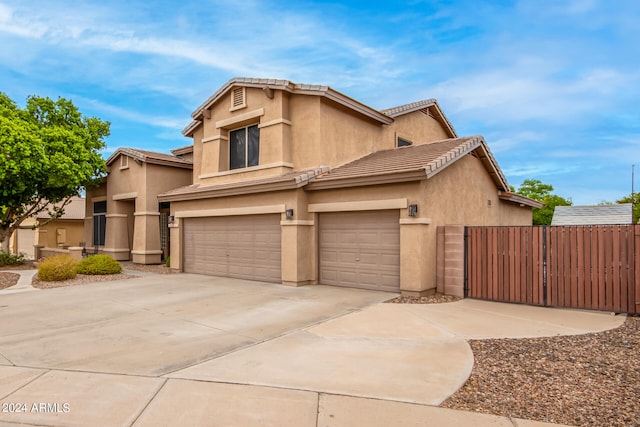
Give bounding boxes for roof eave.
[305,170,427,191]
[158,179,302,203]
[182,120,201,137]
[144,158,193,170]
[498,192,544,208]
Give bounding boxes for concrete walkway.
[0,269,38,294]
[0,272,624,426]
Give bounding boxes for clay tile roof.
[158,167,330,202]
[170,144,194,156]
[106,147,193,169]
[380,99,437,117]
[307,136,497,188]
[380,99,457,137]
[551,204,633,225]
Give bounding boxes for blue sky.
[1,0,638,205]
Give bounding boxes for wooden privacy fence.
[465,225,640,314]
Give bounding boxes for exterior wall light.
[408,204,418,217]
[286,209,294,220]
[168,215,175,224]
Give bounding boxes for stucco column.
[280,219,315,287]
[442,225,465,297]
[103,214,130,260]
[168,219,180,271]
[131,212,162,264]
[400,218,433,296]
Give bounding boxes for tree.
[615,193,640,224]
[513,179,572,225]
[0,93,109,251]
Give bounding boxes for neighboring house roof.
[106,147,193,169]
[183,77,456,138]
[551,204,633,225]
[170,144,194,156]
[158,167,330,202]
[36,196,85,220]
[380,99,457,138]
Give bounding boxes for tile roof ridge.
[380,99,437,116]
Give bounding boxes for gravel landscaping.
[31,273,138,289]
[442,315,640,427]
[386,294,461,304]
[0,272,20,290]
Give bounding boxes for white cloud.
[77,97,184,130]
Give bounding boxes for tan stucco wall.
[190,87,453,187]
[385,112,452,146]
[36,220,85,248]
[423,153,532,226]
[84,155,191,263]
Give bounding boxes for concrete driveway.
[0,273,622,426]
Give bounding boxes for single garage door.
[319,210,400,292]
[183,214,281,283]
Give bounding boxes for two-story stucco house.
[156,77,540,296]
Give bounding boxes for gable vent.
[231,87,246,110]
[420,107,435,118]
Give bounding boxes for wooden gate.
[465,225,640,314]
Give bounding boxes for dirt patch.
[442,316,640,427]
[0,272,20,290]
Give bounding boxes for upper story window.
[229,124,260,170]
[397,137,413,147]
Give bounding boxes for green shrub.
[38,254,78,281]
[0,251,25,266]
[76,254,122,275]
[165,256,170,268]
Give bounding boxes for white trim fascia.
[133,212,161,216]
[175,204,286,218]
[308,199,408,213]
[131,250,163,255]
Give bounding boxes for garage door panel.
[319,210,400,292]
[183,215,281,283]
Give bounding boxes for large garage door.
[183,214,281,283]
[319,210,400,292]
